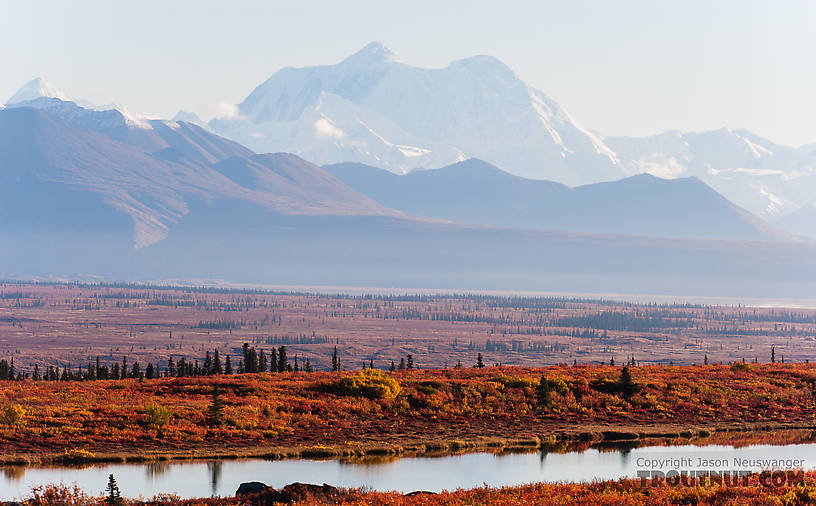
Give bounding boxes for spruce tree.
[213,350,223,374]
[258,350,267,372]
[207,386,226,426]
[105,474,124,505]
[537,374,553,410]
[619,366,638,397]
[277,346,288,373]
[203,351,212,375]
[331,347,339,372]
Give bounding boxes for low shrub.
[492,373,536,389]
[63,448,96,463]
[0,403,26,426]
[326,369,401,400]
[144,403,172,427]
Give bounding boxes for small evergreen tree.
[203,351,212,375]
[476,353,485,368]
[619,366,638,397]
[277,346,288,373]
[771,346,776,363]
[105,474,124,505]
[258,350,268,372]
[213,349,223,374]
[331,347,340,372]
[207,386,226,426]
[537,374,553,410]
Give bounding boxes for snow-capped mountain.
[7,68,815,234]
[173,110,207,127]
[5,80,816,297]
[207,43,816,223]
[6,77,70,104]
[606,130,816,221]
[209,42,621,185]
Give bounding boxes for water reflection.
[2,442,816,500]
[207,461,222,495]
[145,462,171,480]
[1,467,24,482]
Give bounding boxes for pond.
[2,442,816,499]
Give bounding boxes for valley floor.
[1,364,815,463]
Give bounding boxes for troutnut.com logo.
[636,457,807,486]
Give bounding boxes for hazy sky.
[3,0,815,145]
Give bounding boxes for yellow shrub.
[0,404,25,426]
[63,448,95,462]
[328,369,401,400]
[144,402,172,427]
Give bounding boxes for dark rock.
[236,481,268,495]
[280,482,341,502]
[405,490,437,496]
[249,482,341,504]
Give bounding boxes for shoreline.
[2,422,814,467]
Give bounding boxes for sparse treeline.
[0,343,317,381]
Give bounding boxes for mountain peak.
[343,41,397,64]
[449,54,516,78]
[7,77,70,104]
[173,110,205,126]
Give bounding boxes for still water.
[2,443,815,500]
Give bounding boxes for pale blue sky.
[3,0,815,145]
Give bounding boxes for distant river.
[2,443,816,499]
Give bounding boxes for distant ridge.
[0,106,396,248]
[325,158,794,242]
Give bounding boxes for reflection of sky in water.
[2,443,816,500]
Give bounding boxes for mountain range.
[206,42,816,232]
[325,159,793,241]
[0,102,394,249]
[3,63,816,297]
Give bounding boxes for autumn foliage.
[0,362,815,460]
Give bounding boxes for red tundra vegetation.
[1,363,816,462]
